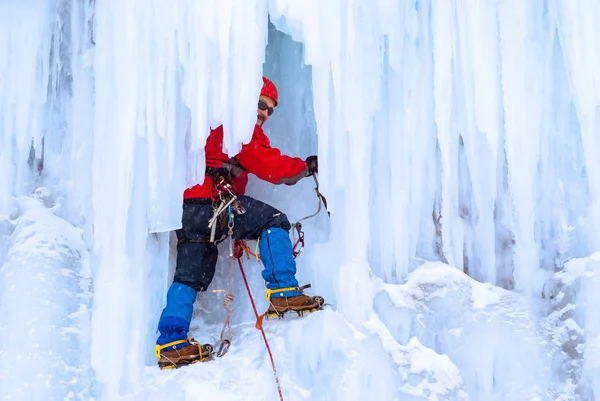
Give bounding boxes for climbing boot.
[267,293,325,317]
[155,339,213,369]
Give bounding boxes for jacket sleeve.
[235,127,308,185]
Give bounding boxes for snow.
[0,195,92,401]
[376,262,559,400]
[1,1,600,401]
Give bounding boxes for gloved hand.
[306,155,318,176]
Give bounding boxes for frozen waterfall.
[1,1,600,400]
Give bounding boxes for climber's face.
[257,95,275,127]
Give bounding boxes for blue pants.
[157,196,302,346]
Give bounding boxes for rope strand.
[236,254,285,401]
[219,256,235,345]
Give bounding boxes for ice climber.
[155,77,325,368]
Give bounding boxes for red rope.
[235,255,285,401]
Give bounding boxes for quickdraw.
[207,177,246,243]
[211,204,236,358]
[290,174,327,259]
[291,223,304,259]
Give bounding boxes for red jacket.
[184,125,308,199]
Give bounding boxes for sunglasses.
[258,100,274,116]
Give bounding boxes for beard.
[257,114,265,126]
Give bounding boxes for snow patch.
[376,262,559,400]
[0,196,93,401]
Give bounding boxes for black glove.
[306,155,318,176]
[221,157,246,180]
[207,157,246,183]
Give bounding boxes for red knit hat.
[260,76,278,106]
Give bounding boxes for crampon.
[265,302,324,319]
[155,339,214,370]
[255,285,326,328]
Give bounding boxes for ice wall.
[544,254,600,400]
[0,1,51,213]
[1,0,600,400]
[269,0,599,295]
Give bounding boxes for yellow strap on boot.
[265,284,312,301]
[154,339,190,359]
[265,287,301,301]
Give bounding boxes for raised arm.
[235,126,309,185]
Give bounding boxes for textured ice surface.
[1,1,600,400]
[376,262,562,400]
